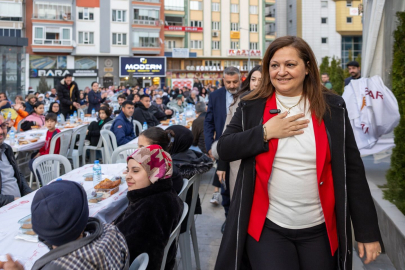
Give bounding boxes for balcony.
[265,0,276,5]
[133,0,160,2]
[132,40,161,54]
[133,41,160,48]
[32,39,73,53]
[265,13,275,23]
[265,31,276,41]
[164,6,184,11]
[133,19,160,26]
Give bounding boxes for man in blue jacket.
[111,101,136,146]
[204,66,241,233]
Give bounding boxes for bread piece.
[94,178,121,189]
[21,223,32,229]
[24,230,36,235]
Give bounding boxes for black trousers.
[61,108,75,119]
[246,219,336,270]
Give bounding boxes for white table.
[5,118,97,153]
[0,163,128,268]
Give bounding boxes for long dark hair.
[243,36,328,121]
[140,127,175,152]
[232,65,262,105]
[30,102,44,115]
[99,106,112,118]
[48,102,60,114]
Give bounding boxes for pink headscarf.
[127,145,173,183]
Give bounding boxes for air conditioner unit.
[212,32,218,37]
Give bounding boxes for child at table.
[21,102,45,131]
[29,113,61,186]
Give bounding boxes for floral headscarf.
[127,145,173,183]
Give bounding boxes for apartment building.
[276,0,362,67]
[26,0,165,90]
[164,0,274,87]
[0,0,28,98]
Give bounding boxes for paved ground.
[178,159,397,270]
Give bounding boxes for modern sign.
[120,56,166,77]
[172,48,189,58]
[230,31,240,39]
[228,49,262,57]
[164,26,203,33]
[30,69,98,78]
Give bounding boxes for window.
[205,60,221,68]
[190,1,202,10]
[249,24,258,32]
[190,20,202,27]
[78,31,94,44]
[112,10,127,22]
[249,42,258,50]
[212,21,220,30]
[133,31,160,47]
[231,41,239,49]
[346,17,352,23]
[321,37,328,44]
[0,28,21,37]
[249,6,258,14]
[112,33,127,45]
[231,4,239,13]
[212,3,220,12]
[224,60,239,67]
[212,41,220,50]
[166,40,176,49]
[321,17,328,24]
[346,1,352,7]
[165,16,182,26]
[231,23,239,31]
[190,40,202,49]
[341,36,362,67]
[321,1,328,8]
[134,9,159,22]
[78,7,94,20]
[33,3,71,20]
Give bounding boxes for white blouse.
[266,94,325,229]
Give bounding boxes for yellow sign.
[104,67,114,72]
[230,31,240,39]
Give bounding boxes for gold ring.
[377,251,382,255]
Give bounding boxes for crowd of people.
[0,35,384,270]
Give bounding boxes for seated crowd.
[0,80,215,270]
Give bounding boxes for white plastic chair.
[67,124,88,169]
[161,202,188,270]
[178,178,190,202]
[83,136,104,165]
[133,120,142,136]
[49,129,73,156]
[178,174,202,270]
[111,144,138,164]
[129,253,149,270]
[32,154,72,186]
[100,130,118,164]
[16,119,25,133]
[167,106,179,114]
[102,120,114,131]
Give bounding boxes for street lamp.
[239,27,251,71]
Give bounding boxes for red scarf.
[247,94,338,255]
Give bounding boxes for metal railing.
[165,21,183,26]
[133,19,159,26]
[33,39,72,46]
[133,41,160,48]
[33,14,73,21]
[164,6,184,11]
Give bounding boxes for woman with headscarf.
[114,145,184,268]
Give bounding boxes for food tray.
[87,192,103,204]
[18,215,32,225]
[96,186,119,198]
[83,173,93,181]
[19,228,36,236]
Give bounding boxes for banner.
[164,26,203,33]
[172,48,189,58]
[228,49,262,57]
[172,78,193,89]
[30,69,98,78]
[120,56,166,77]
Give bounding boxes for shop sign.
[172,48,189,58]
[120,56,166,77]
[230,31,240,39]
[164,26,203,33]
[104,67,114,72]
[30,69,98,78]
[228,49,261,57]
[350,8,359,16]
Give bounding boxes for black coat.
[0,144,32,206]
[215,92,384,270]
[133,102,160,129]
[57,79,80,113]
[185,95,203,105]
[86,117,112,146]
[150,103,172,121]
[114,179,183,269]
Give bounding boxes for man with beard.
[57,74,80,118]
[344,61,361,86]
[204,66,241,233]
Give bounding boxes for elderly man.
[150,95,173,121]
[186,88,203,105]
[204,66,241,233]
[0,115,32,206]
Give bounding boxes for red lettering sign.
[361,123,369,134]
[164,26,203,33]
[365,87,384,99]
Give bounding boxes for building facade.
[25,0,165,91]
[0,0,28,100]
[163,0,273,88]
[276,0,362,67]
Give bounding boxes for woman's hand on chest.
[264,111,309,140]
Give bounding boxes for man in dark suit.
[204,66,241,233]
